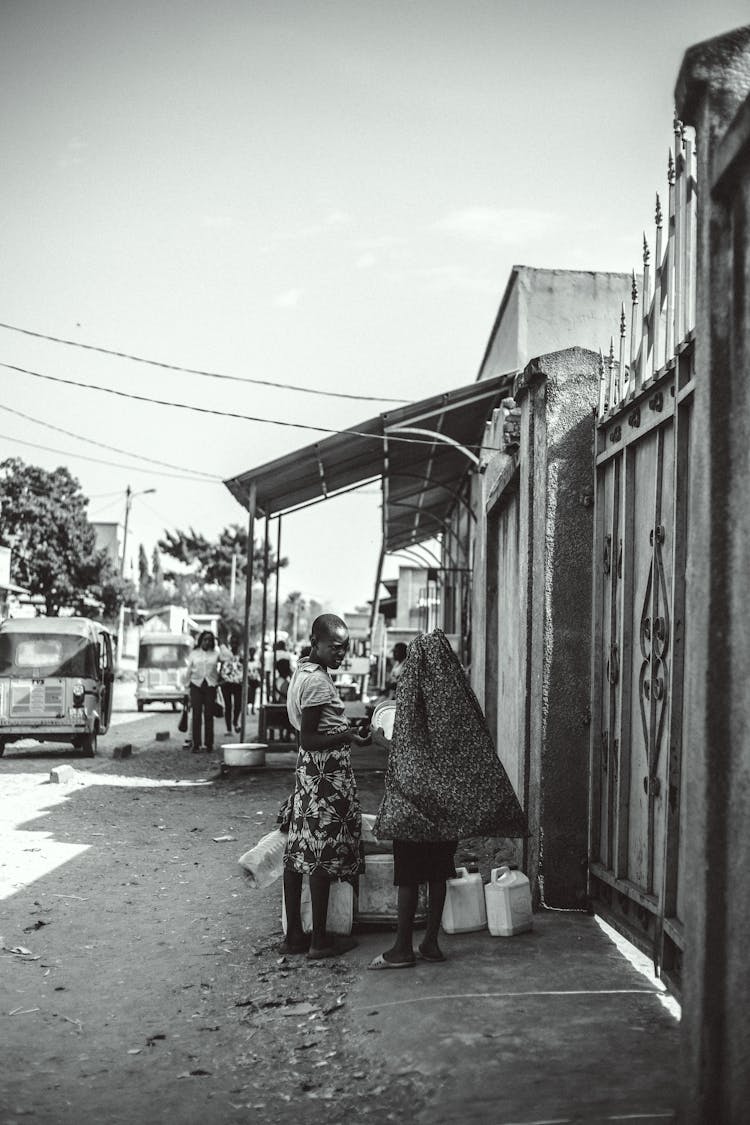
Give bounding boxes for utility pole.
[230,551,238,605]
[119,486,132,578]
[120,485,156,578]
[117,485,156,672]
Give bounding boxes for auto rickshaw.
[0,616,114,757]
[136,632,192,711]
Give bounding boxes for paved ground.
[0,701,682,1124]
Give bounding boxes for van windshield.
[0,633,98,678]
[139,643,191,669]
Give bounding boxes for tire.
[171,701,178,712]
[0,740,5,758]
[137,700,144,713]
[81,731,97,757]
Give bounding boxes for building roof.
[0,616,108,638]
[224,374,511,552]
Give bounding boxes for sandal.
[367,952,416,970]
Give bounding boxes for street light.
[119,485,156,578]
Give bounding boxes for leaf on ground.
[212,835,237,843]
[280,1001,317,1016]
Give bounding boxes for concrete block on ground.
[155,731,170,742]
[49,765,77,784]
[113,744,133,759]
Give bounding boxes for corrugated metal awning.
[224,374,512,552]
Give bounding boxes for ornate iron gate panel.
[589,120,696,997]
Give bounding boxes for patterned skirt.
[283,741,362,880]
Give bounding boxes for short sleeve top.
[286,661,347,733]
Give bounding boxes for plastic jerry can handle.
[454,867,469,879]
[491,865,511,884]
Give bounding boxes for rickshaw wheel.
[81,732,97,757]
[0,740,5,757]
[137,701,144,712]
[171,701,178,712]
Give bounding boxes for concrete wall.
[471,346,599,907]
[675,26,750,1124]
[476,267,633,382]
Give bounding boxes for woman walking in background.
[218,635,243,734]
[186,631,220,754]
[246,647,261,715]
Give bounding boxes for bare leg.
[378,884,418,964]
[309,871,331,951]
[419,880,447,961]
[281,869,309,953]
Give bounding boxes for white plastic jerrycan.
[484,865,533,936]
[441,866,487,934]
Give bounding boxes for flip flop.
[367,953,416,970]
[416,946,446,963]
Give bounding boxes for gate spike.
[598,348,607,415]
[620,303,626,338]
[655,193,663,228]
[643,233,650,265]
[667,149,675,186]
[631,270,638,304]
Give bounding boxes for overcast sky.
[1,1,747,614]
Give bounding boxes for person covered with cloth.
[281,614,371,960]
[369,628,528,969]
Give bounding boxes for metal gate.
[589,121,696,997]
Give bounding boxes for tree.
[151,545,164,588]
[99,572,139,619]
[0,458,111,616]
[158,524,286,586]
[138,543,151,595]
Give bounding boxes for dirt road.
[1,710,424,1125]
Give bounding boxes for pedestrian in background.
[247,646,261,715]
[186,631,220,754]
[275,656,292,701]
[387,642,408,697]
[218,635,244,734]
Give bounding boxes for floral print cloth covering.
[374,629,528,842]
[283,735,363,879]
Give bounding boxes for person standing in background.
[246,646,261,715]
[387,642,408,697]
[218,635,244,734]
[186,631,220,754]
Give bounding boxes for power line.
[2,361,499,451]
[0,403,221,481]
[0,319,412,405]
[0,431,220,482]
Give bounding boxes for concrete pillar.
[474,347,599,907]
[675,25,750,1124]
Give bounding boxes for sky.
[1,0,747,614]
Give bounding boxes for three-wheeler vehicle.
[136,631,192,711]
[0,616,114,757]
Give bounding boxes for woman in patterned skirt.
[282,614,371,959]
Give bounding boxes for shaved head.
[311,614,347,642]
